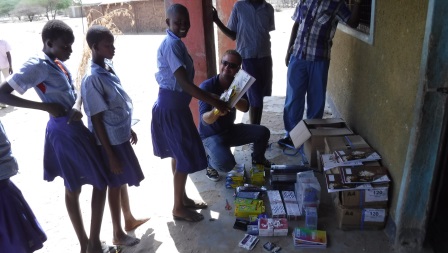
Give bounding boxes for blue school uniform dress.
[151,29,207,173]
[81,60,144,187]
[6,53,108,192]
[0,121,47,253]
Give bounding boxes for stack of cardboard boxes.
[324,135,389,230]
[288,118,390,230]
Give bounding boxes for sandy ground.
[0,9,297,253]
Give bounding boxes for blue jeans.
[202,123,270,172]
[283,55,330,133]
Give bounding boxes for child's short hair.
[86,25,113,49]
[42,20,74,43]
[167,3,188,18]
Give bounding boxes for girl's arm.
[173,67,229,113]
[67,90,83,124]
[91,113,122,175]
[0,81,66,117]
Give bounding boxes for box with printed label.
[340,184,389,208]
[290,118,353,167]
[335,197,387,230]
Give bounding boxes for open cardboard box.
[324,135,371,154]
[290,118,353,168]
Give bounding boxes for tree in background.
[38,0,72,20]
[11,0,44,21]
[2,0,73,21]
[0,0,20,17]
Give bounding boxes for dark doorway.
[426,95,448,253]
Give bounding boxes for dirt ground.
[0,8,294,253]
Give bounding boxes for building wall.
[327,1,428,220]
[83,0,165,34]
[133,0,166,33]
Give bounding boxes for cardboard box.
[340,184,389,208]
[335,197,387,230]
[290,118,353,167]
[258,218,288,236]
[324,135,370,154]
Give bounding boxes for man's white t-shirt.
[0,40,12,69]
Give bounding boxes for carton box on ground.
[258,218,288,236]
[340,184,389,208]
[324,135,370,154]
[290,118,353,168]
[335,196,387,230]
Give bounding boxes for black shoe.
[278,136,294,148]
[206,167,221,182]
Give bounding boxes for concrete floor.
[123,96,396,253]
[0,10,431,253]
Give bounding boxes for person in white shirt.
[0,39,13,108]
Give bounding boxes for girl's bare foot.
[124,217,150,232]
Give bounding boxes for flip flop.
[112,237,140,247]
[173,213,204,222]
[185,200,208,209]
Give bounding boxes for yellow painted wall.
[328,0,428,218]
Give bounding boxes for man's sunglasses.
[221,60,240,69]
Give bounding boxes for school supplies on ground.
[225,164,246,189]
[238,234,259,250]
[292,227,327,248]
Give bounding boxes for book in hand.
[334,147,381,163]
[293,227,327,248]
[214,69,256,114]
[340,166,390,184]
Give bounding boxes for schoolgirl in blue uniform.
[0,121,47,253]
[82,25,148,246]
[0,20,112,253]
[151,4,229,222]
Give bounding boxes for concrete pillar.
[164,0,216,126]
[215,0,237,58]
[392,0,448,251]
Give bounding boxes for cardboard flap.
[290,118,352,149]
[290,120,311,148]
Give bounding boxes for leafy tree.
[38,0,72,20]
[0,0,20,16]
[12,0,45,22]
